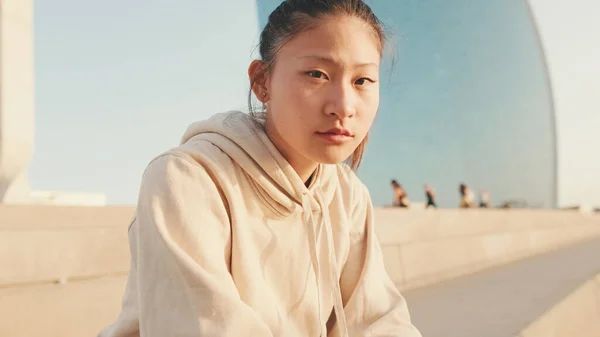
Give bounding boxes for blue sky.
[31,0,260,205]
[31,0,556,207]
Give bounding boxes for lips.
[318,128,352,137]
[316,128,354,144]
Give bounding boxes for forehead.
[275,15,382,66]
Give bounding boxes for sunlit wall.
[527,0,600,209]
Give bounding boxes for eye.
[306,70,328,79]
[355,77,376,85]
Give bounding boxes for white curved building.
[527,0,600,209]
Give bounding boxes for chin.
[311,151,353,166]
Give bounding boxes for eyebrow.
[296,55,378,68]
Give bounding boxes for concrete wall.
[0,205,133,287]
[0,205,132,337]
[517,273,600,337]
[375,208,600,291]
[0,205,599,337]
[29,190,107,206]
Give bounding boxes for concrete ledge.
[3,206,597,289]
[0,205,134,286]
[373,209,600,291]
[0,275,127,337]
[374,209,599,246]
[517,273,600,337]
[0,206,599,337]
[0,204,134,229]
[0,226,130,286]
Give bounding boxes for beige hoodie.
[99,111,421,337]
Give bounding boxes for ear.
[248,60,269,103]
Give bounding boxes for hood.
[181,110,350,336]
[180,111,338,217]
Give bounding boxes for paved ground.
[403,236,600,337]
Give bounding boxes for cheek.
[271,79,318,125]
[267,83,308,143]
[358,91,380,128]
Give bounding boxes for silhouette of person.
[459,183,474,208]
[391,180,410,208]
[424,184,437,208]
[479,190,491,208]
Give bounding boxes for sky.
[29,0,599,208]
[31,0,260,205]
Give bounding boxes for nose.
[325,82,356,119]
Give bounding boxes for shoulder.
[140,140,237,196]
[146,139,235,177]
[134,146,233,236]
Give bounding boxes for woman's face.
[254,15,381,179]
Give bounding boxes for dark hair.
[248,0,387,170]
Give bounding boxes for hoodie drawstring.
[302,194,325,336]
[302,190,349,337]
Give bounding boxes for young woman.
[99,1,421,336]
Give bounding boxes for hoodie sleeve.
[132,152,273,337]
[336,181,422,337]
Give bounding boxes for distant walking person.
[391,180,410,208]
[479,190,491,208]
[459,183,474,208]
[424,184,437,208]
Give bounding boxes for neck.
[265,120,318,185]
[295,161,318,185]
